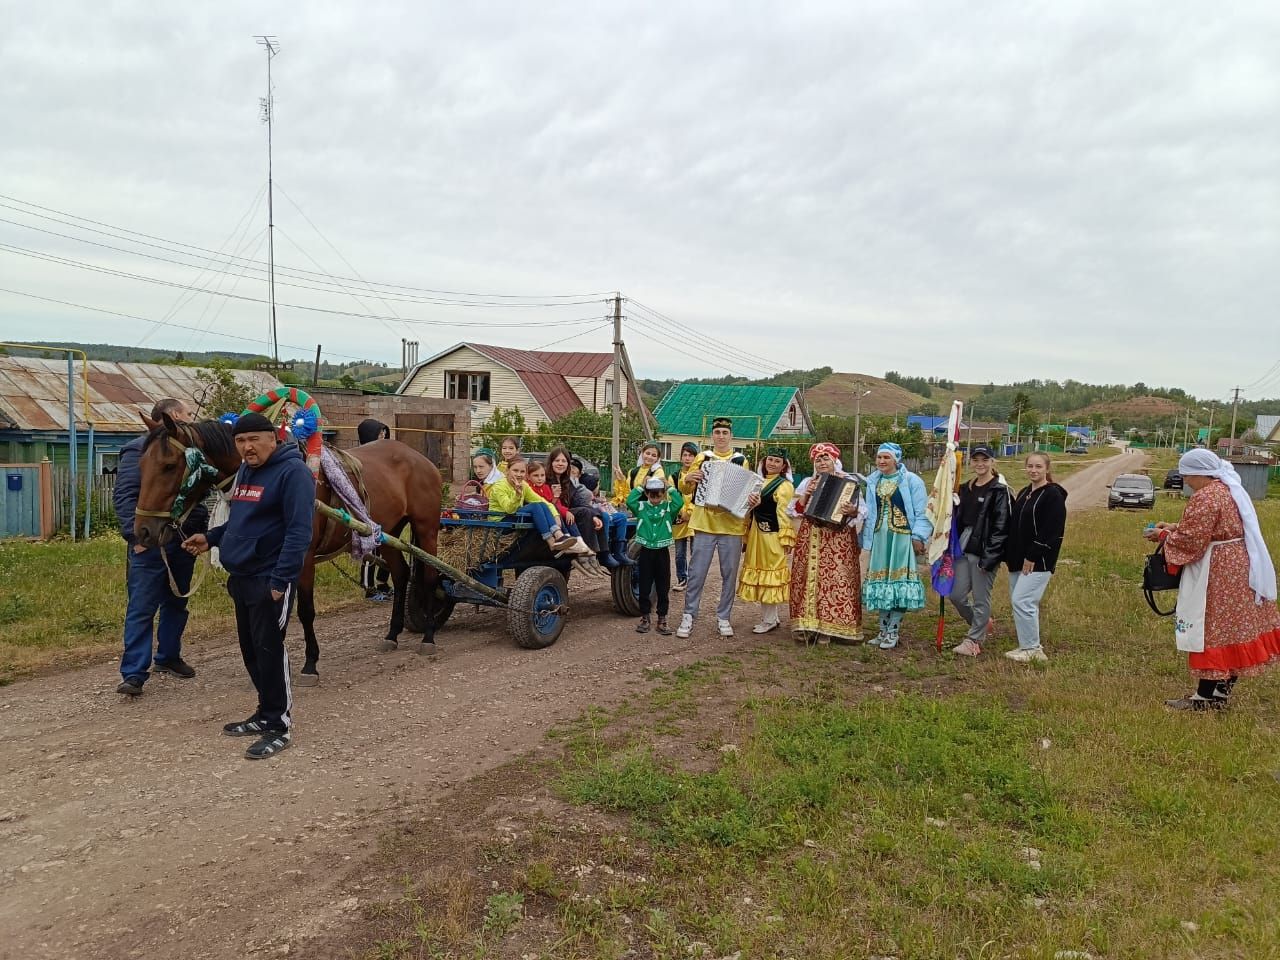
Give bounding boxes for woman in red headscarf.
[788,442,867,644]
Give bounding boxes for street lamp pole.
[852,388,872,476]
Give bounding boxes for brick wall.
[308,388,472,484]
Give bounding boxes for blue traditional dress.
[860,448,932,647]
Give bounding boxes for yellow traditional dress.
[737,473,795,605]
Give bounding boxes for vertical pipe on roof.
[66,352,77,541]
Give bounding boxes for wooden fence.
[51,467,119,535]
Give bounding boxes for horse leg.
[297,558,321,685]
[380,547,409,651]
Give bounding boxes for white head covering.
[1178,449,1277,603]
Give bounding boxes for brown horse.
[132,413,443,682]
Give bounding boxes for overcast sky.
[3,0,1278,402]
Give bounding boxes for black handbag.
[1142,542,1181,616]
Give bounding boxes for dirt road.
[1058,446,1149,511]
[0,580,749,960]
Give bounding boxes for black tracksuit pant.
[637,545,671,617]
[227,575,295,732]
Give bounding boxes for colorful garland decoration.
[242,386,325,474]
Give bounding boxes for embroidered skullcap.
[680,441,700,456]
[810,441,840,461]
[712,416,733,430]
[643,475,667,492]
[877,442,903,462]
[232,412,276,436]
[766,446,788,459]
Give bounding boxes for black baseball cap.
[969,445,995,459]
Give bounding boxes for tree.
[339,373,358,390]
[477,406,529,451]
[194,359,255,417]
[533,408,648,471]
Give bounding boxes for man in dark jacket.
[356,418,392,600]
[113,397,205,696]
[182,413,316,760]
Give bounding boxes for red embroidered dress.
[789,513,863,641]
[1163,480,1280,679]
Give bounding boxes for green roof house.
[652,383,813,458]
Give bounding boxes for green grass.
[0,535,360,683]
[358,496,1280,959]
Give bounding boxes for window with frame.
[444,370,490,402]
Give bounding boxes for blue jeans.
[120,546,194,683]
[604,511,628,551]
[1009,571,1052,650]
[674,537,690,583]
[515,503,559,539]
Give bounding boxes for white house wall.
[400,346,544,424]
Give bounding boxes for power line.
[0,192,611,302]
[625,297,789,376]
[0,243,611,328]
[0,285,376,363]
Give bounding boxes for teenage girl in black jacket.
[1003,452,1068,662]
[949,446,1011,656]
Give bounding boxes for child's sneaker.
[636,617,651,634]
[655,617,672,636]
[675,614,694,638]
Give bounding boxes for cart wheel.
[610,563,642,617]
[404,556,455,634]
[508,566,568,649]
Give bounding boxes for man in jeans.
[676,417,755,638]
[182,413,316,760]
[113,397,203,696]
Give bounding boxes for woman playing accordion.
[789,442,867,645]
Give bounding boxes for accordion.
[806,473,860,528]
[693,458,763,519]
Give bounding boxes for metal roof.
[0,356,281,433]
[653,383,801,439]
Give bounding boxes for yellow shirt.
[611,462,667,507]
[679,449,752,536]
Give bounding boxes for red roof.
[465,343,614,420]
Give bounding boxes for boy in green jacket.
[626,476,686,635]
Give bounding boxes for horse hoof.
[418,642,438,657]
[379,640,399,653]
[296,672,319,687]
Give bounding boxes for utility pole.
[1228,386,1241,442]
[610,293,623,474]
[852,386,871,476]
[256,36,281,362]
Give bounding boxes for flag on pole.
[926,400,964,649]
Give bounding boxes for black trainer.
[223,717,270,737]
[154,658,196,679]
[1164,695,1225,712]
[116,679,144,697]
[245,731,292,759]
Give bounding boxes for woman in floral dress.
[789,442,866,645]
[1147,449,1280,710]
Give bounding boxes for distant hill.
[804,372,929,416]
[1072,395,1186,419]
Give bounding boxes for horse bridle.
[134,435,235,535]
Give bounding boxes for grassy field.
[350,488,1280,959]
[0,536,362,684]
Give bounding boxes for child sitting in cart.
[527,460,606,576]
[626,476,685,635]
[488,459,590,558]
[581,471,633,567]
[496,436,522,477]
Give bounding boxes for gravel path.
[1057,445,1150,511]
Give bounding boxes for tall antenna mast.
[256,35,281,362]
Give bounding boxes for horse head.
[134,412,238,548]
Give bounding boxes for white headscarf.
[1178,449,1277,603]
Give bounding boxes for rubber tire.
[403,552,455,635]
[610,563,642,617]
[508,566,568,649]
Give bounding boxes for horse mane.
[143,418,237,461]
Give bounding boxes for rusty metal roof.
[0,357,281,433]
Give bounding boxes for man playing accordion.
[676,417,755,638]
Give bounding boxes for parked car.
[1108,473,1156,510]
[1163,469,1183,490]
[1066,445,1088,455]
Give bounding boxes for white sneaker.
[675,614,694,639]
[752,620,780,634]
[1004,647,1048,663]
[717,619,734,637]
